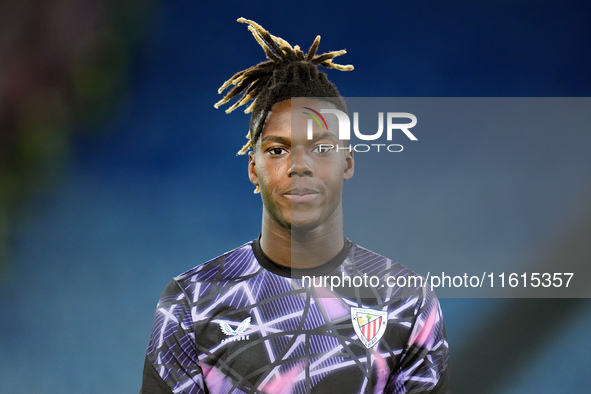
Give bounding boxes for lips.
[284,188,319,203]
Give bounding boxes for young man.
[141,18,449,394]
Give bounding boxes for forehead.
[261,98,339,140]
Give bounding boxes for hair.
[214,18,353,156]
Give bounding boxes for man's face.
[249,98,354,230]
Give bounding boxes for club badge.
[351,307,388,349]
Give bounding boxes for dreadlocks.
[214,17,353,155]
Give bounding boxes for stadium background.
[1,1,590,392]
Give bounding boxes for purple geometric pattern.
[145,241,449,393]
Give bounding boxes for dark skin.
[248,98,354,268]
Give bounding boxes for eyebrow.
[260,131,340,145]
[313,132,339,141]
[260,135,291,144]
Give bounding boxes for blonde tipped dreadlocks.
[215,17,354,157]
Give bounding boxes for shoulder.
[159,240,261,301]
[347,241,423,281]
[175,240,259,282]
[345,241,439,303]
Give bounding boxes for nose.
[288,147,313,177]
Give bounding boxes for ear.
[343,149,355,181]
[248,151,259,187]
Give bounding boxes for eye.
[312,144,334,154]
[267,147,287,156]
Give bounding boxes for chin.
[288,217,325,232]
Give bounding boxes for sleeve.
[140,280,207,394]
[386,286,450,393]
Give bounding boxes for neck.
[260,212,345,269]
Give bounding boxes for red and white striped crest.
[351,307,388,349]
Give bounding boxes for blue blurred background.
[1,1,590,392]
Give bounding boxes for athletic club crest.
[351,307,388,349]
